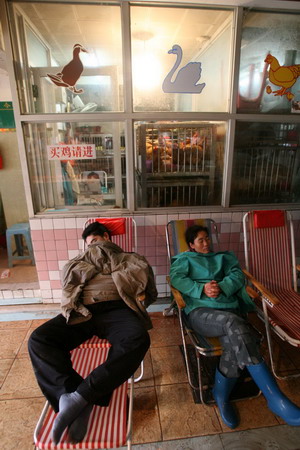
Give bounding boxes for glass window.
[23,122,126,213]
[10,2,123,114]
[131,5,233,112]
[135,121,225,208]
[238,10,300,114]
[231,122,300,205]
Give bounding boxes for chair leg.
[262,301,300,380]
[178,312,199,392]
[195,350,210,405]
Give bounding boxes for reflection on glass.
[231,122,300,205]
[10,2,123,113]
[23,122,126,213]
[131,6,233,112]
[135,121,225,208]
[238,11,300,113]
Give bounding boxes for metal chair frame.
[166,218,261,404]
[34,217,143,449]
[34,339,135,450]
[243,210,300,380]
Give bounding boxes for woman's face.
[190,231,211,254]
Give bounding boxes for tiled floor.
[0,247,38,290]
[1,313,300,450]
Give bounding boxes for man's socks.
[68,403,93,443]
[51,391,89,445]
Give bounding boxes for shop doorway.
[0,192,39,295]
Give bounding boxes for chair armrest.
[243,269,280,306]
[136,293,145,302]
[245,285,261,300]
[166,276,186,309]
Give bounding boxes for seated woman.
[170,224,300,429]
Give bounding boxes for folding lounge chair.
[34,217,142,449]
[166,218,261,404]
[243,209,300,379]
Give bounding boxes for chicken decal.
[47,44,88,94]
[264,54,300,101]
[162,45,206,94]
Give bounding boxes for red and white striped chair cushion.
[264,288,300,343]
[78,336,111,349]
[34,346,129,449]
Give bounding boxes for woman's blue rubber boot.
[212,368,239,429]
[247,361,300,426]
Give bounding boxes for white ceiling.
[15,3,232,68]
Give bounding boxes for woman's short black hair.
[185,224,209,249]
[82,222,111,241]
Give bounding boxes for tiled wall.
[29,211,300,303]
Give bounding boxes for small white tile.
[24,290,34,298]
[177,213,187,220]
[41,289,53,299]
[13,290,24,298]
[33,289,41,298]
[68,250,80,259]
[211,213,222,222]
[189,213,200,219]
[41,218,54,230]
[64,218,76,229]
[76,217,87,229]
[221,223,231,233]
[144,216,156,226]
[156,215,167,225]
[291,210,300,220]
[231,222,241,233]
[49,271,60,280]
[52,298,61,304]
[29,219,42,230]
[221,212,232,222]
[59,260,68,270]
[40,281,51,289]
[133,215,145,226]
[52,289,63,299]
[232,212,243,222]
[2,290,13,299]
[157,284,167,293]
[0,291,3,299]
[167,214,178,222]
[53,218,65,229]
[155,275,168,284]
[78,239,84,251]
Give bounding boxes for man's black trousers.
[28,300,150,412]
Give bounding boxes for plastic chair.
[243,209,300,379]
[166,218,261,404]
[34,217,143,449]
[6,222,35,267]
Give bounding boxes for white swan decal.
[162,44,206,94]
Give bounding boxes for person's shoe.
[212,368,239,429]
[247,361,300,426]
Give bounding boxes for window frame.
[1,0,300,217]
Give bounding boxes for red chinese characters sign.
[47,144,96,160]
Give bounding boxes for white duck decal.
[162,44,206,94]
[47,43,88,94]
